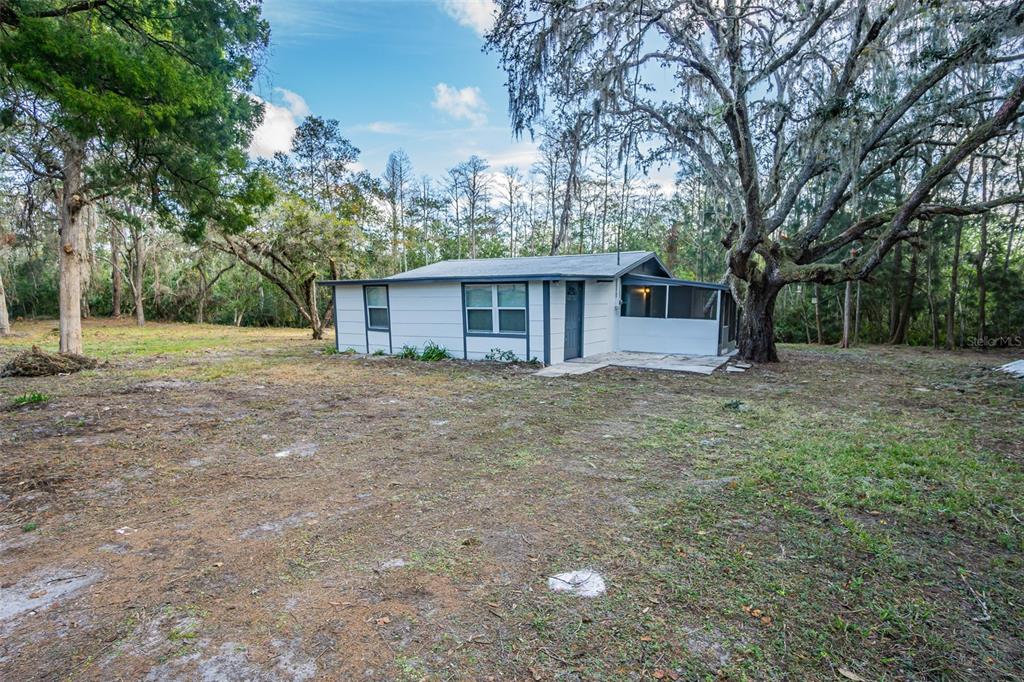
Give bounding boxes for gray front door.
[564,281,584,360]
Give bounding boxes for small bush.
[323,344,340,355]
[419,341,452,361]
[372,349,387,356]
[398,345,419,359]
[11,392,50,408]
[485,348,519,362]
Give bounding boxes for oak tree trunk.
[737,284,780,363]
[58,139,86,355]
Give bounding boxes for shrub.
[485,348,519,362]
[419,341,452,361]
[398,345,419,359]
[372,349,387,356]
[10,392,50,408]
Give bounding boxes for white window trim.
[464,283,528,336]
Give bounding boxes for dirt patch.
[1,346,98,377]
[0,328,1020,680]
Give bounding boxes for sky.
[251,0,542,180]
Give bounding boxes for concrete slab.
[534,351,731,377]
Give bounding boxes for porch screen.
[621,284,717,320]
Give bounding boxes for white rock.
[997,360,1024,378]
[547,570,606,597]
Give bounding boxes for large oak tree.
[488,0,1024,361]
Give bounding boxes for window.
[365,285,389,330]
[464,283,527,335]
[621,283,717,320]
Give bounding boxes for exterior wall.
[335,281,536,361]
[465,335,528,360]
[388,282,463,356]
[528,281,545,363]
[366,329,390,354]
[617,316,720,356]
[582,280,616,358]
[548,280,566,365]
[335,285,367,352]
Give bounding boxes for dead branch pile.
[1,346,99,377]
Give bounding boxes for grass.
[0,318,313,359]
[9,392,50,408]
[0,323,1021,680]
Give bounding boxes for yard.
[1,320,1022,681]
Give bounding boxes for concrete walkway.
[535,351,734,377]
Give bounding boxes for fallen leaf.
[760,615,772,625]
[838,668,867,682]
[751,608,763,617]
[529,666,543,681]
[640,635,653,642]
[375,616,390,626]
[653,671,666,679]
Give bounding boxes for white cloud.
[438,0,497,37]
[276,88,310,117]
[249,88,309,158]
[432,83,488,127]
[354,121,405,135]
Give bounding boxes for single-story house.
[318,251,738,365]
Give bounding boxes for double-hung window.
[464,283,527,335]
[365,285,390,330]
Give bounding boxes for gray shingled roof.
[387,251,655,280]
[318,251,664,286]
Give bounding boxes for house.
[319,251,739,365]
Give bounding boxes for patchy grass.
[0,325,1021,680]
[0,318,313,359]
[9,391,50,408]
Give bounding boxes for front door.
[564,281,584,360]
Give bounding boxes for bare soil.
[0,320,1021,680]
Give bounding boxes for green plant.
[398,345,419,359]
[340,347,358,355]
[323,344,340,355]
[21,522,39,533]
[419,341,452,361]
[11,392,50,408]
[372,349,387,356]
[484,348,519,362]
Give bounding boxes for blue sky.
[251,0,542,179]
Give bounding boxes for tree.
[0,231,11,335]
[0,0,269,353]
[489,0,1024,361]
[449,156,491,258]
[499,166,522,256]
[219,120,375,339]
[383,150,413,268]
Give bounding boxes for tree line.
[1,1,1022,360]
